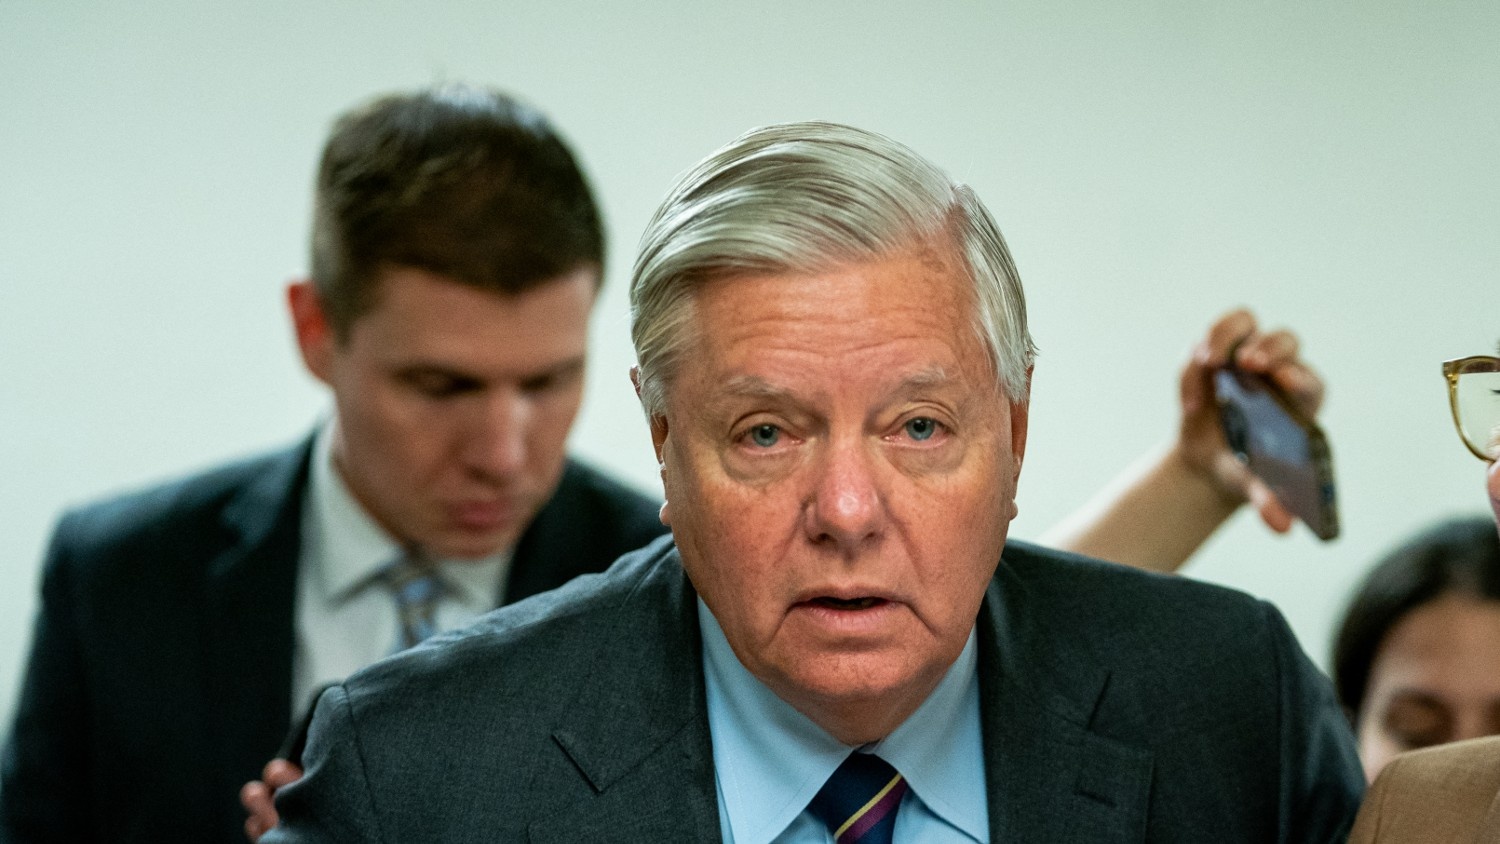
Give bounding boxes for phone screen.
[1214,368,1339,541]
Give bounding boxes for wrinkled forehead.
[686,234,969,312]
[675,249,995,387]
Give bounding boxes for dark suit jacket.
[0,439,666,844]
[266,537,1363,843]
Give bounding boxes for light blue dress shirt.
[698,600,988,844]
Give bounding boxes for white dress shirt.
[290,423,512,718]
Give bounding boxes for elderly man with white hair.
[264,121,1363,843]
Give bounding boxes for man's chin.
[426,526,523,561]
[426,499,539,559]
[770,652,936,714]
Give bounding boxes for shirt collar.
[306,422,401,600]
[865,625,987,841]
[699,599,987,843]
[441,550,512,609]
[304,420,513,609]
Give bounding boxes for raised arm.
[1042,308,1324,572]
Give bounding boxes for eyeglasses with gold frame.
[1442,355,1500,462]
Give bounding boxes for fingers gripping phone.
[1213,363,1340,541]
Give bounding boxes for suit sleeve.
[0,521,97,844]
[262,685,384,844]
[1262,600,1364,843]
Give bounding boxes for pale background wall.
[2,1,1496,731]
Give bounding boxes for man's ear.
[1009,366,1033,479]
[650,411,671,528]
[631,366,673,527]
[630,366,671,465]
[287,280,336,385]
[648,414,670,466]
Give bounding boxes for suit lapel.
[980,551,1153,842]
[525,546,721,842]
[201,440,311,800]
[520,539,1156,842]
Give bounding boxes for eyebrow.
[720,375,793,401]
[529,355,587,380]
[1384,690,1447,707]
[895,366,954,392]
[718,367,954,403]
[396,354,586,384]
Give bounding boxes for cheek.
[1488,461,1500,525]
[355,400,457,484]
[1353,686,1405,780]
[910,462,1011,551]
[336,388,397,459]
[369,428,441,488]
[672,478,774,572]
[675,514,780,646]
[923,475,1011,602]
[528,391,584,461]
[537,385,585,429]
[666,448,795,615]
[1358,730,1397,783]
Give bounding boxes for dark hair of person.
[1331,515,1500,721]
[310,83,604,336]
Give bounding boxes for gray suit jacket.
[267,536,1362,842]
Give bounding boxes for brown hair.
[310,84,603,336]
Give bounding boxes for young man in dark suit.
[0,85,665,844]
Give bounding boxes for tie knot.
[808,752,909,844]
[380,555,443,603]
[378,552,445,651]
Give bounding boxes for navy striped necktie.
[807,752,909,844]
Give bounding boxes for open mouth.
[810,596,887,610]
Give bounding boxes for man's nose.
[803,439,885,550]
[465,390,530,478]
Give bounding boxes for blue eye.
[748,424,780,447]
[904,417,938,441]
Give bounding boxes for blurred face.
[291,266,595,559]
[648,246,1028,744]
[1356,593,1500,781]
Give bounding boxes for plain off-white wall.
[2,1,1497,733]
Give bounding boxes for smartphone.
[1213,366,1339,541]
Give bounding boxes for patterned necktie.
[807,752,910,844]
[378,551,445,652]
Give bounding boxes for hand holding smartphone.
[1214,361,1339,541]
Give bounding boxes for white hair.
[629,121,1035,415]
